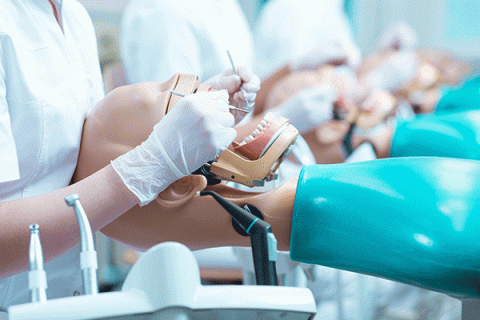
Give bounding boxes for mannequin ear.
[154,174,208,209]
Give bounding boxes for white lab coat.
[254,0,360,79]
[120,0,255,84]
[0,0,104,312]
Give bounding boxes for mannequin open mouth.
[234,113,290,160]
[205,113,298,187]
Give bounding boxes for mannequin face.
[264,65,395,164]
[418,49,471,86]
[74,80,297,251]
[263,65,354,164]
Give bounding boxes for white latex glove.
[361,50,419,92]
[204,66,261,111]
[378,21,418,51]
[111,90,236,206]
[269,86,336,134]
[289,40,362,71]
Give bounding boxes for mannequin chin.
[75,79,296,252]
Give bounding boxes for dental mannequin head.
[264,64,396,164]
[74,79,297,251]
[357,48,472,115]
[264,65,356,164]
[405,50,472,114]
[418,49,471,87]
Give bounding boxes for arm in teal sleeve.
[290,158,480,298]
[390,110,480,159]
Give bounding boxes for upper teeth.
[239,113,273,146]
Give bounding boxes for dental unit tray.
[8,242,316,319]
[166,74,299,188]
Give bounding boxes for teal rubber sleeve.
[436,86,480,115]
[390,110,480,159]
[290,158,480,298]
[435,74,480,114]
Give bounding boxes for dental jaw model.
[209,112,298,187]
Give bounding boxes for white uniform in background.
[120,0,255,84]
[254,0,361,79]
[0,0,104,314]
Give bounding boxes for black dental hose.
[200,190,278,286]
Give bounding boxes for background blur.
[79,0,480,70]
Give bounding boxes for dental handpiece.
[227,50,255,113]
[65,193,99,295]
[28,224,47,303]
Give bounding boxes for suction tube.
[200,190,277,285]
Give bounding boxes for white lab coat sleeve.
[120,0,202,84]
[0,35,20,183]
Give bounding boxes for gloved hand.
[269,86,337,134]
[204,66,261,112]
[111,90,236,206]
[289,40,362,71]
[360,50,419,92]
[378,21,418,51]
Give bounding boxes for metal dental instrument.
[226,50,255,113]
[169,90,187,97]
[29,224,47,303]
[65,193,99,295]
[169,90,250,114]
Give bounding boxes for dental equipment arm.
[200,190,278,286]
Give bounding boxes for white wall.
[78,1,129,65]
[351,0,480,59]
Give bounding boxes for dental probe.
[226,50,255,112]
[200,190,278,286]
[65,193,99,295]
[169,90,249,114]
[28,224,47,303]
